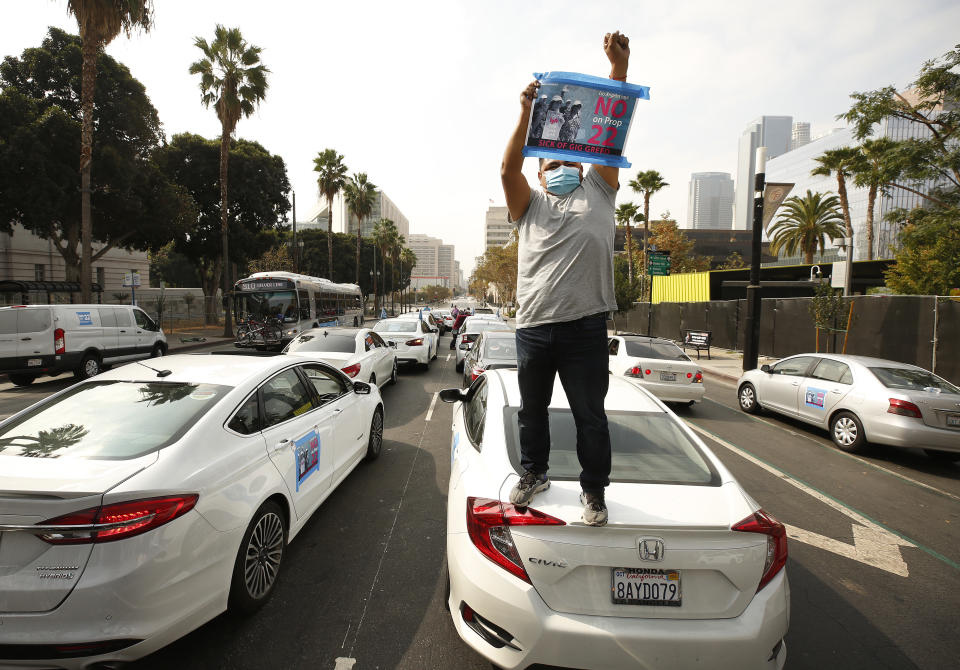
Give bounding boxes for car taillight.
[887,398,922,418]
[732,509,787,592]
[625,366,644,378]
[54,328,65,355]
[471,366,485,381]
[406,338,424,346]
[341,363,362,378]
[694,371,703,383]
[466,497,565,583]
[37,495,199,545]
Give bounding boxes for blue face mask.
[543,165,581,194]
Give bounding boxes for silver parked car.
[737,354,960,460]
[461,330,518,387]
[608,334,704,405]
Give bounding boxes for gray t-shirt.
[514,167,618,329]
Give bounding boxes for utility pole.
[292,190,298,273]
[743,147,766,372]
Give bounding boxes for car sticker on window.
[294,430,320,491]
[804,387,827,409]
[293,401,313,416]
[76,311,93,325]
[451,431,459,467]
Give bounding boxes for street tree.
[473,239,519,305]
[153,133,291,324]
[628,170,669,292]
[768,190,846,264]
[371,218,397,313]
[66,0,154,302]
[312,148,348,280]
[189,25,269,338]
[647,218,711,274]
[389,232,406,313]
[615,202,640,281]
[343,173,377,286]
[884,204,960,295]
[811,146,859,253]
[0,28,191,286]
[849,138,901,260]
[399,246,417,308]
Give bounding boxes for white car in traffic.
[608,334,704,405]
[373,318,436,370]
[455,319,513,372]
[0,354,384,668]
[284,327,398,388]
[440,371,789,670]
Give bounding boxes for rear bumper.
[865,414,960,451]
[447,532,789,670]
[622,377,706,403]
[0,353,83,379]
[397,345,430,365]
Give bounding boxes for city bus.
[233,271,363,349]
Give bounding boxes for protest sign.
[522,71,650,168]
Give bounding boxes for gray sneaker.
[509,470,549,507]
[580,491,608,526]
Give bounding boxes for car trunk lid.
[630,358,698,384]
[908,391,960,431]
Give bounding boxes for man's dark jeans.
[516,313,611,493]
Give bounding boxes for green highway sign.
[649,267,670,276]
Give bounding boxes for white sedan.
[0,354,384,668]
[440,370,789,670]
[283,326,398,388]
[373,317,436,370]
[608,334,704,404]
[455,318,513,372]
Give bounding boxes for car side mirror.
[439,387,467,403]
[760,364,771,373]
[431,327,439,333]
[353,381,372,394]
[389,341,397,348]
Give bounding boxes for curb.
[701,368,741,383]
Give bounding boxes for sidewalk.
[165,325,235,354]
[676,346,777,383]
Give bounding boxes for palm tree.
[615,202,640,281]
[312,149,348,279]
[768,190,846,264]
[67,1,154,303]
[628,171,669,295]
[371,218,395,313]
[390,232,405,314]
[811,146,859,258]
[399,246,417,311]
[850,138,899,260]
[343,174,377,288]
[190,25,269,338]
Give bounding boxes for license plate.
[947,414,960,427]
[659,371,676,382]
[27,358,41,367]
[611,568,681,606]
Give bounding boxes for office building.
[307,189,410,240]
[686,172,734,230]
[484,205,514,249]
[791,122,811,151]
[408,234,457,289]
[734,116,793,230]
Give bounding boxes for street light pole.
[291,190,297,273]
[743,146,767,373]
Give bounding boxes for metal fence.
[616,295,960,384]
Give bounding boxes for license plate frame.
[946,413,960,428]
[26,358,41,367]
[659,371,676,382]
[611,568,682,606]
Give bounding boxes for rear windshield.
[484,338,517,360]
[505,408,719,485]
[869,367,959,394]
[0,381,230,460]
[0,309,51,334]
[468,322,508,334]
[374,321,418,333]
[284,333,356,354]
[624,340,690,361]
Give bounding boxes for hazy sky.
[3,1,959,275]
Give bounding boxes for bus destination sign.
[240,279,292,291]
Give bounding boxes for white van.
[0,304,167,386]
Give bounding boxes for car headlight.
[285,329,297,336]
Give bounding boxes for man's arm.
[594,31,630,191]
[501,80,539,222]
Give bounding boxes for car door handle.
[119,329,126,333]
[271,438,290,452]
[830,389,843,394]
[791,382,800,386]
[20,337,31,341]
[332,408,343,414]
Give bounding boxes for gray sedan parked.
[737,354,960,460]
[461,331,518,387]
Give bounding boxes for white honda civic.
[440,370,790,670]
[0,354,384,668]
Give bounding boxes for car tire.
[389,359,398,385]
[150,343,165,358]
[442,561,450,612]
[419,360,429,372]
[229,500,286,615]
[738,383,760,414]
[369,373,376,387]
[9,374,36,387]
[924,449,960,463]
[455,361,464,373]
[76,353,102,380]
[364,406,384,462]
[830,411,868,453]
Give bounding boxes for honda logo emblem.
[638,537,665,562]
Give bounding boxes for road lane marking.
[425,391,439,422]
[684,422,960,575]
[702,397,960,504]
[446,354,451,361]
[333,659,356,670]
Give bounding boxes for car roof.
[479,331,516,340]
[614,334,677,345]
[93,353,338,387]
[491,369,663,413]
[299,327,362,337]
[780,353,929,371]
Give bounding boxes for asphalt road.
[1,334,958,669]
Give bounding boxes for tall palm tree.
[629,171,669,294]
[371,218,395,313]
[343,174,377,288]
[390,232,405,314]
[812,146,859,258]
[850,138,899,260]
[190,25,269,338]
[312,149,348,279]
[67,0,154,303]
[615,202,640,281]
[399,246,417,311]
[768,190,846,264]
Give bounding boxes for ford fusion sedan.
[0,354,384,668]
[284,327,398,388]
[608,334,704,405]
[439,370,789,670]
[373,317,436,370]
[737,353,960,460]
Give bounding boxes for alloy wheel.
[243,511,284,600]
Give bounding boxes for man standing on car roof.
[499,31,629,527]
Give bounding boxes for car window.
[0,312,17,335]
[0,381,230,460]
[18,309,51,333]
[133,309,149,329]
[228,393,262,435]
[608,338,620,355]
[623,339,689,361]
[811,359,853,384]
[770,356,816,376]
[364,334,375,351]
[370,332,386,348]
[284,333,356,354]
[869,367,960,393]
[98,309,118,327]
[261,369,316,428]
[373,321,417,333]
[464,377,488,447]
[115,309,133,327]
[484,337,517,360]
[300,365,347,405]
